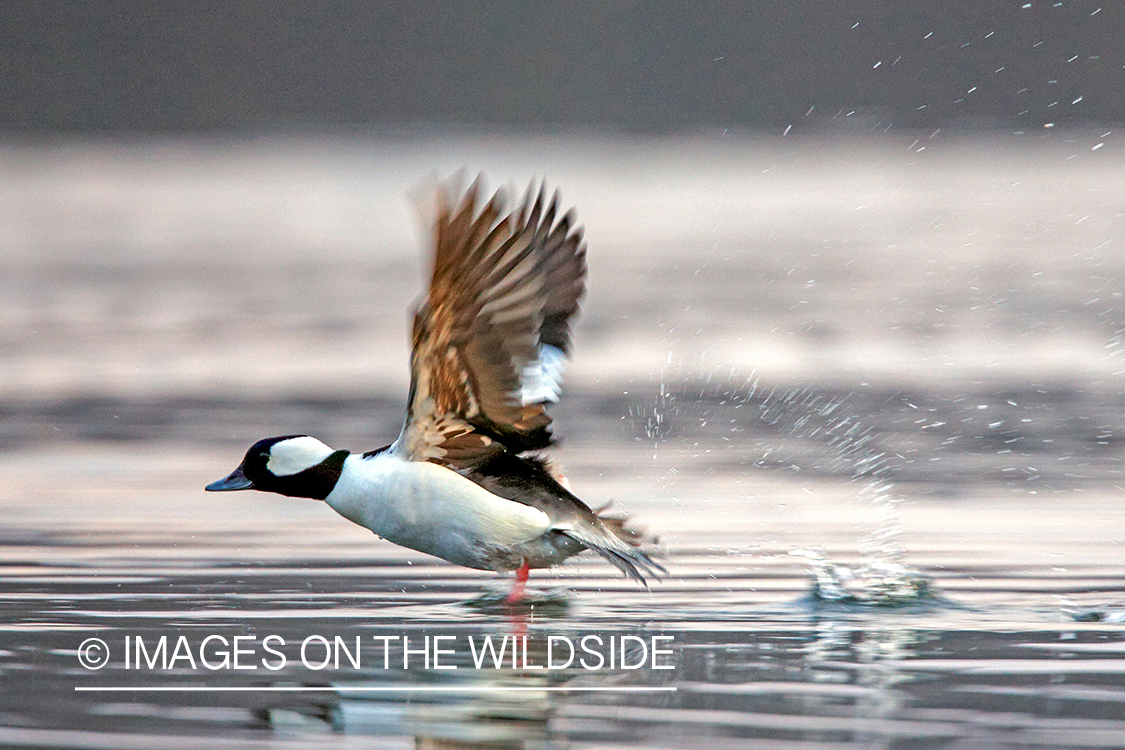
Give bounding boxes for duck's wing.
[394,176,586,469]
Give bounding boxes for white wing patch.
[266,436,335,477]
[520,343,568,406]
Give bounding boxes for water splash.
[794,548,933,607]
[754,385,902,531]
[633,366,937,602]
[748,381,940,602]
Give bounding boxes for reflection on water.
[4,542,1123,748]
[2,133,1125,747]
[4,455,1122,749]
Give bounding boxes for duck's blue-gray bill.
[205,466,254,492]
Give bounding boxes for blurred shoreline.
[2,131,1122,402]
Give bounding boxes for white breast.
[324,453,551,568]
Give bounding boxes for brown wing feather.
[395,177,586,468]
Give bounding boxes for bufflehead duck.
[207,177,663,598]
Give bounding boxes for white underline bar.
[75,685,677,693]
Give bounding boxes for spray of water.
[631,364,933,606]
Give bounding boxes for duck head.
[206,435,348,500]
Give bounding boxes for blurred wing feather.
[395,177,586,468]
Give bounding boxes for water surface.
[1,133,1123,748]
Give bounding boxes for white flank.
[325,453,551,567]
[266,436,335,477]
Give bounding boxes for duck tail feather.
[560,522,667,586]
[592,500,660,547]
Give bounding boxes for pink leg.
[506,561,530,604]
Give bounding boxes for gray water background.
[1,131,1123,748]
